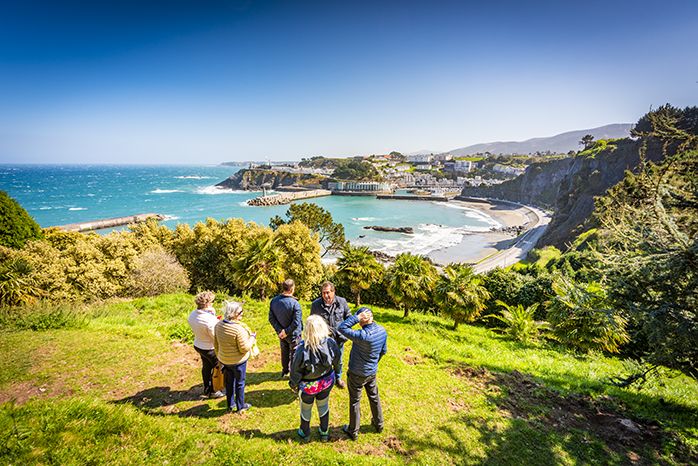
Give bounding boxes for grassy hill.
[1,294,696,464]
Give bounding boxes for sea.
[0,164,500,259]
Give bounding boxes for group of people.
[187,280,388,442]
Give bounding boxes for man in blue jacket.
[269,279,303,377]
[310,281,351,388]
[338,307,387,440]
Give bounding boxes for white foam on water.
[150,189,183,194]
[174,175,213,179]
[364,223,488,256]
[238,201,250,207]
[68,207,87,211]
[440,201,501,228]
[195,185,250,195]
[351,217,377,222]
[161,215,180,221]
[39,206,53,210]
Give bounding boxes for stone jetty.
[56,213,165,232]
[364,225,414,234]
[247,189,332,206]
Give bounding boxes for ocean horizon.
[0,163,499,259]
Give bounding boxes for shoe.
[280,371,289,379]
[342,424,357,441]
[236,403,252,413]
[319,428,330,442]
[297,428,310,442]
[335,379,346,389]
[373,423,384,433]
[209,390,225,399]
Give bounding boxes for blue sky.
[1,0,696,164]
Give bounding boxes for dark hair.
[321,281,335,292]
[282,279,295,292]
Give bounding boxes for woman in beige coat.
[214,301,256,413]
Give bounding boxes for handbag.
[212,364,225,392]
[251,343,260,358]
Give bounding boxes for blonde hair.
[223,300,244,321]
[303,315,330,352]
[195,291,215,309]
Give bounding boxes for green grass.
[1,294,696,464]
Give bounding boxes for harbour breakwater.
[247,189,332,206]
[55,213,165,232]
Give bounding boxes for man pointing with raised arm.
[338,307,387,440]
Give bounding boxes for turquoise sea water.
[0,164,498,257]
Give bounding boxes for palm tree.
[435,263,490,330]
[385,253,438,318]
[336,245,383,306]
[486,300,547,343]
[231,234,285,300]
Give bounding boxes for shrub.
[385,253,438,318]
[126,247,190,297]
[486,301,547,343]
[435,263,490,330]
[547,279,629,353]
[0,191,42,249]
[0,249,40,307]
[0,301,89,330]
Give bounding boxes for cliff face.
[458,139,665,249]
[216,169,327,190]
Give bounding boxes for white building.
[406,154,433,163]
[453,160,473,172]
[328,181,393,192]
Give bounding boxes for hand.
[359,311,373,325]
[278,329,287,339]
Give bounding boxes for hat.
[356,306,371,316]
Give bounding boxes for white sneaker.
[209,390,225,398]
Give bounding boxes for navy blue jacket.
[310,296,351,344]
[268,294,302,339]
[338,314,387,377]
[289,337,341,389]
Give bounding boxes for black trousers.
[347,370,383,435]
[279,335,300,375]
[194,346,218,395]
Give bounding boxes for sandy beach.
[426,198,535,266]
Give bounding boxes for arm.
[268,301,283,334]
[310,299,320,316]
[285,301,302,336]
[329,338,341,375]
[236,326,255,354]
[288,344,304,389]
[379,335,387,359]
[213,326,220,356]
[338,314,368,342]
[341,298,351,320]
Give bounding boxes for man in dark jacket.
[338,307,387,440]
[269,279,303,377]
[310,281,351,388]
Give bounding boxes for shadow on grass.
[239,423,377,444]
[399,363,696,464]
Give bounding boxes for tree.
[273,221,323,300]
[592,105,698,377]
[435,264,490,330]
[0,191,42,249]
[579,134,595,150]
[335,245,383,306]
[487,301,547,343]
[231,232,285,300]
[385,253,438,318]
[270,202,346,257]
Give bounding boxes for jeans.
[194,346,218,395]
[347,370,383,435]
[222,360,247,411]
[280,335,300,375]
[337,342,345,379]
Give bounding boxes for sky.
[0,0,696,164]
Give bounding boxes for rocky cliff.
[216,169,328,190]
[458,138,665,249]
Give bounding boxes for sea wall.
[247,189,332,206]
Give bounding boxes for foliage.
[0,250,40,307]
[126,247,190,297]
[385,253,438,317]
[486,300,547,343]
[435,263,490,329]
[579,134,595,150]
[335,245,383,306]
[0,191,43,249]
[230,230,285,300]
[272,222,323,300]
[591,109,697,377]
[576,139,619,159]
[0,301,89,330]
[269,202,346,257]
[331,159,380,180]
[481,267,527,311]
[547,279,629,353]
